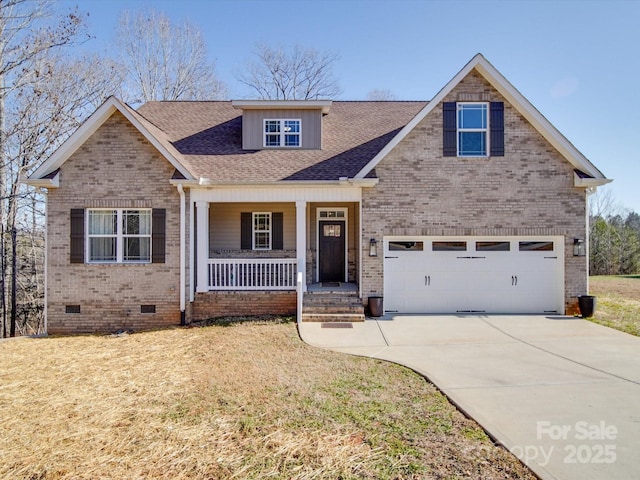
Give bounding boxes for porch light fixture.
[573,238,586,257]
[369,238,378,257]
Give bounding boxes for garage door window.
[389,241,424,251]
[476,241,510,251]
[433,241,467,251]
[519,241,554,251]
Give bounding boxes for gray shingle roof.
[136,101,426,182]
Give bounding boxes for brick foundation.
[191,291,297,322]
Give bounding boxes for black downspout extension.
[180,310,186,326]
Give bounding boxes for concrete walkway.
[298,315,640,480]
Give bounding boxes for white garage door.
[383,237,564,314]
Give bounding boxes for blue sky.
[59,0,640,213]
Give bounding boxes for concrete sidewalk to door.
[298,315,640,480]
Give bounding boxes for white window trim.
[252,212,272,251]
[457,102,489,157]
[263,119,301,148]
[87,208,152,263]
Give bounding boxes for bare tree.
[0,0,96,336]
[366,88,398,101]
[237,43,341,100]
[115,9,227,104]
[1,2,121,336]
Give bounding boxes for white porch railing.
[208,258,298,290]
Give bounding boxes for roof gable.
[28,96,195,182]
[354,54,610,185]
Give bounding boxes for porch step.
[302,292,365,322]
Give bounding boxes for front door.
[319,220,345,282]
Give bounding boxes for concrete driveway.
[298,315,640,480]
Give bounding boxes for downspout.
[177,184,186,325]
[42,188,48,335]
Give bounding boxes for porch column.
[196,201,209,293]
[296,201,307,292]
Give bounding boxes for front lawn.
[588,275,640,336]
[0,319,534,479]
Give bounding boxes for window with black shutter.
[70,209,85,263]
[443,101,504,157]
[71,207,165,264]
[240,211,284,250]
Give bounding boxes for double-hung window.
[252,212,271,250]
[264,119,301,147]
[87,209,151,263]
[443,101,504,157]
[457,103,488,156]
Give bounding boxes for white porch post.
[196,201,209,293]
[296,201,307,292]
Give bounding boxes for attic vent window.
[264,119,300,147]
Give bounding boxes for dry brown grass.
[589,276,640,336]
[0,320,535,479]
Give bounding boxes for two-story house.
[26,54,610,334]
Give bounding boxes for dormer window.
[264,119,301,147]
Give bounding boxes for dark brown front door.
[319,220,345,282]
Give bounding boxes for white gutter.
[176,184,186,323]
[189,197,195,303]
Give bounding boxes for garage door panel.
[384,236,563,315]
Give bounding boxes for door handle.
[425,275,431,286]
[512,275,518,286]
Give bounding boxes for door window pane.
[323,225,341,237]
[433,241,467,251]
[389,241,424,251]
[476,241,510,251]
[519,241,554,251]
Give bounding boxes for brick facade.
[41,67,594,333]
[361,71,588,314]
[46,112,184,334]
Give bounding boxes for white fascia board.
[232,99,332,114]
[355,54,609,182]
[574,172,613,188]
[195,178,378,187]
[190,183,365,203]
[20,171,59,188]
[29,96,195,181]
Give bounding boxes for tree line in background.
[589,188,640,276]
[0,1,637,336]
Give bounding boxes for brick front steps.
[302,290,365,322]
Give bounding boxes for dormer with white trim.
[231,100,332,150]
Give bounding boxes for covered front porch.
[188,185,366,321]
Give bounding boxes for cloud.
[550,77,579,98]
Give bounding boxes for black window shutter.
[272,212,283,250]
[490,102,505,156]
[70,209,85,264]
[152,208,166,263]
[241,212,252,250]
[442,102,457,157]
